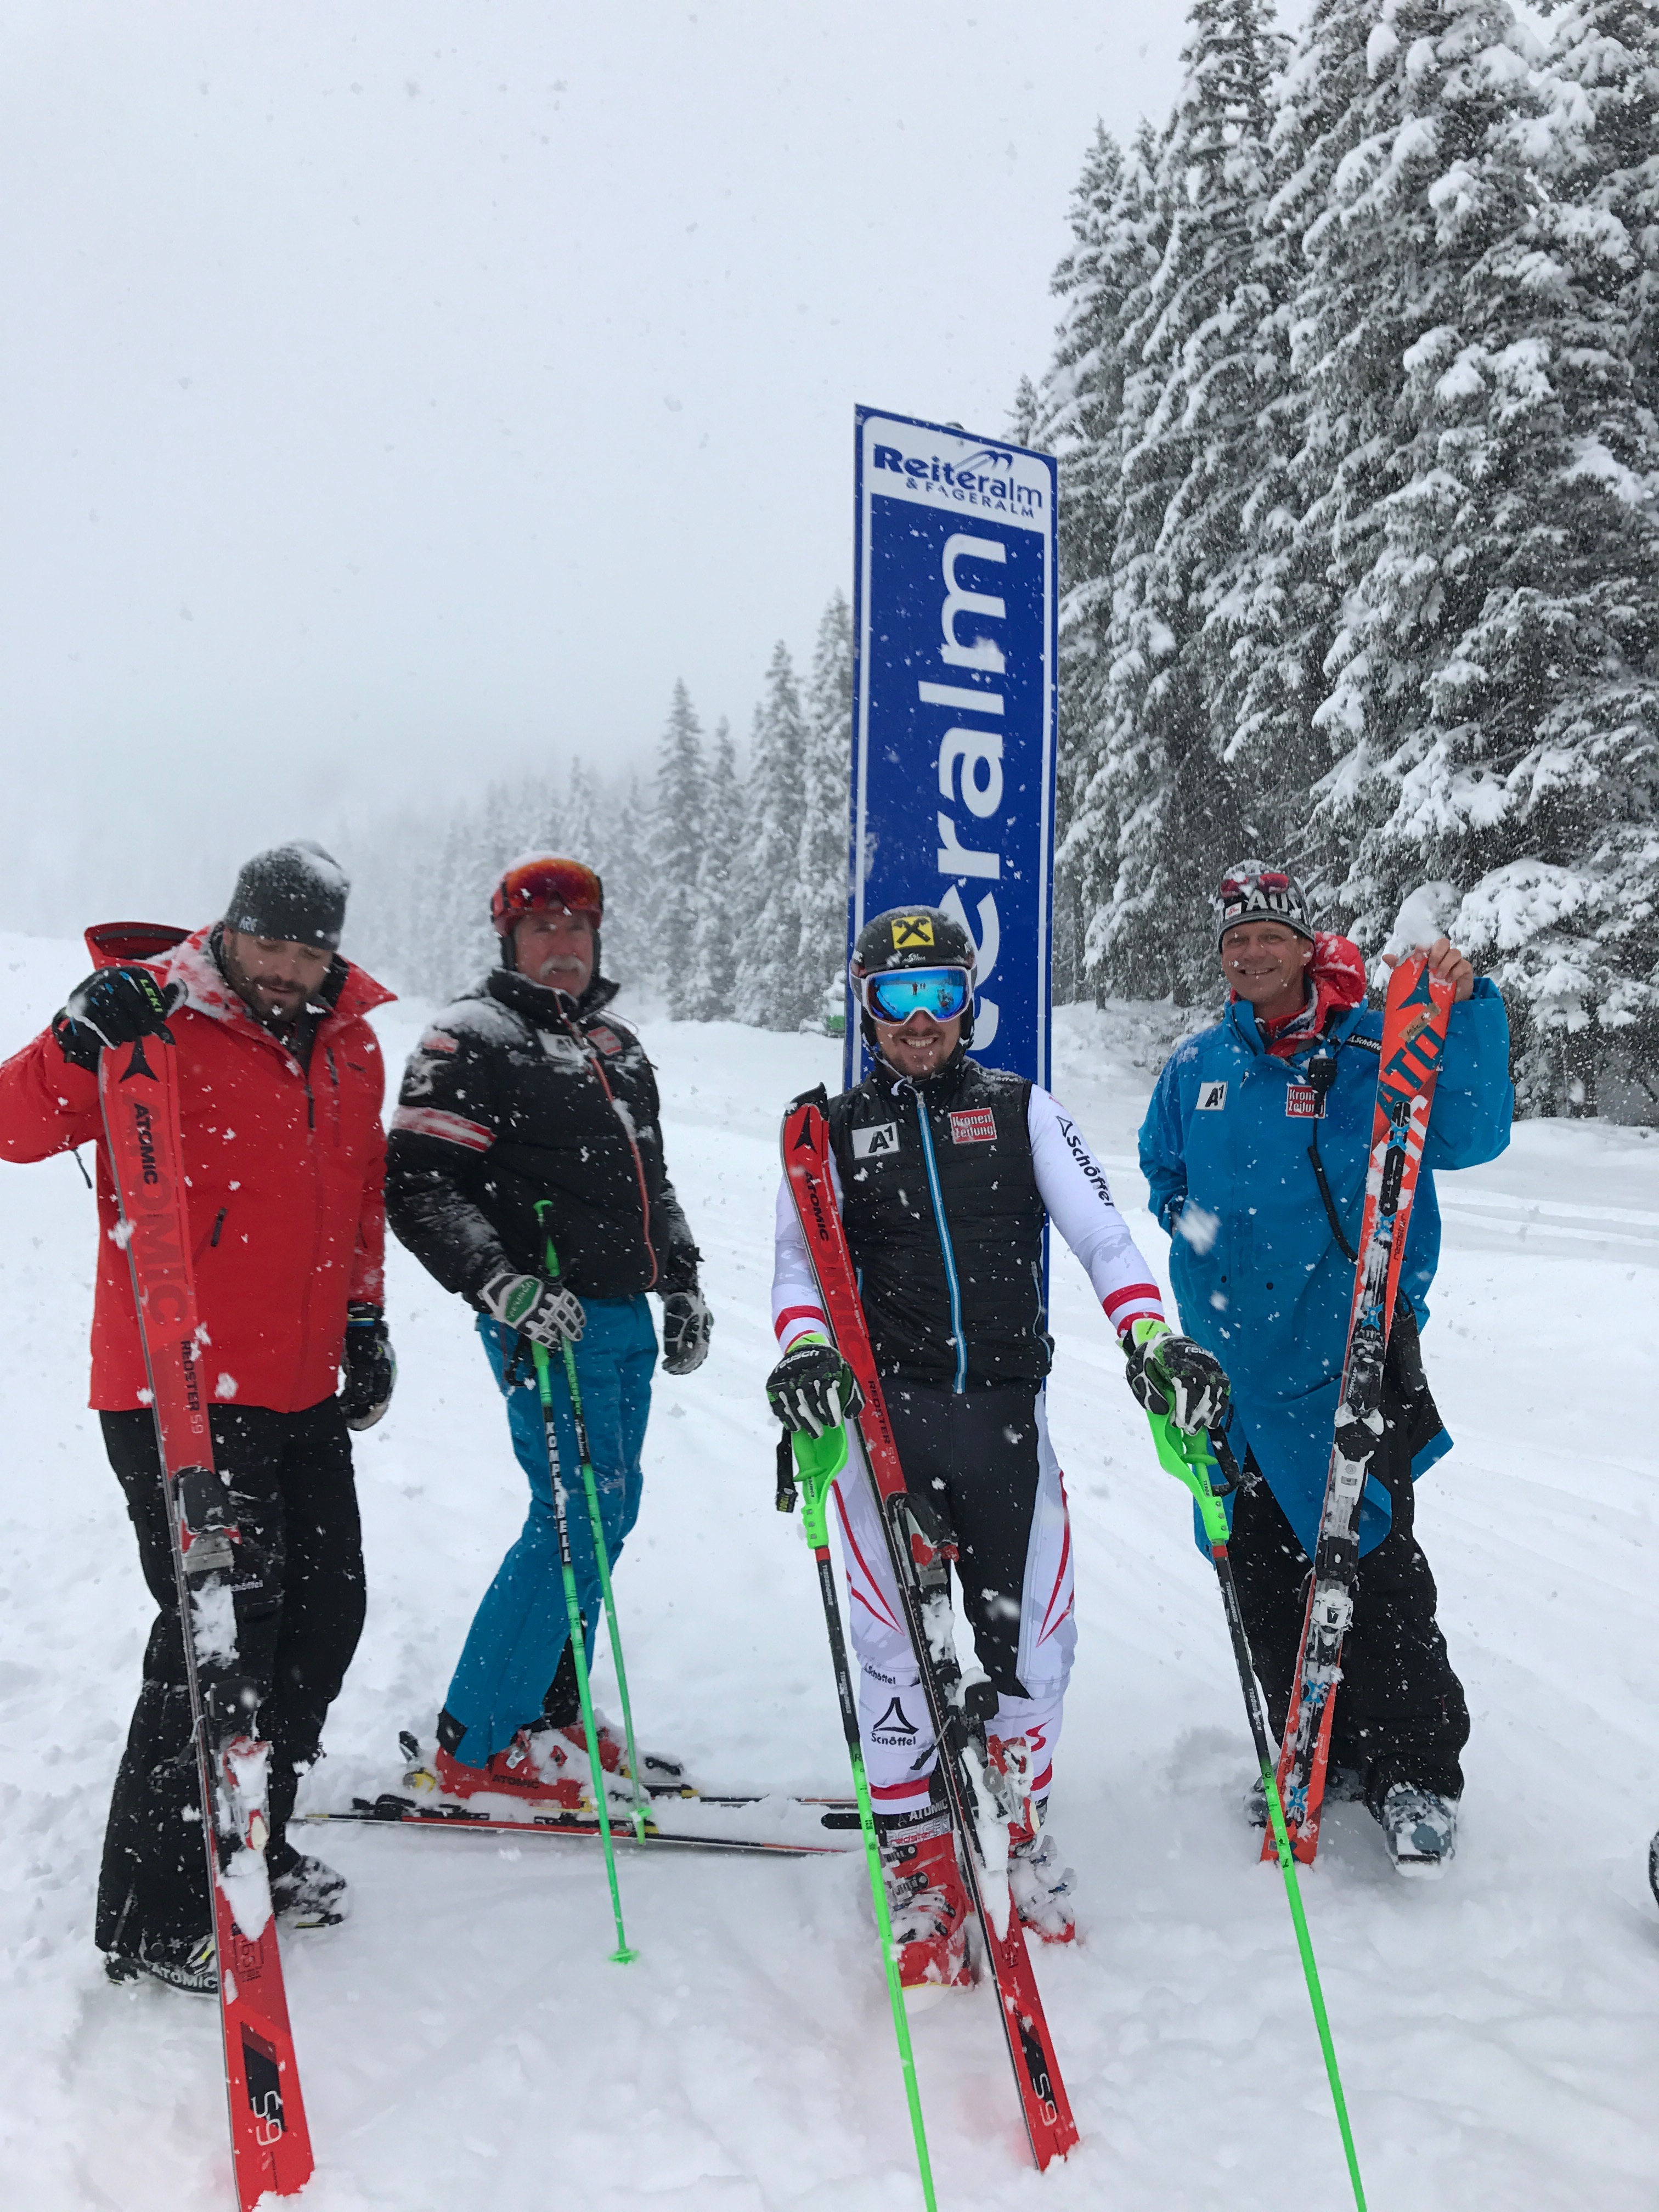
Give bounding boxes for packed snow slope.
[2,931,1657,2211]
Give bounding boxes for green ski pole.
[780,1421,937,2212]
[1146,1411,1368,2212]
[529,1333,637,1962]
[535,1205,648,1844]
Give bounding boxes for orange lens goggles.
[492,856,604,932]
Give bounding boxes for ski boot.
[879,1812,973,2011]
[105,1931,218,1996]
[1377,1782,1458,1876]
[270,1847,350,1928]
[551,1711,693,1793]
[430,1717,591,1811]
[990,1733,1076,1944]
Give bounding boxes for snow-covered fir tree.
[649,682,708,1019]
[1295,0,1659,1107]
[1081,0,1284,1002]
[1035,121,1159,1000]
[691,717,743,1020]
[798,592,854,1027]
[733,641,811,1030]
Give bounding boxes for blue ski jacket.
[1137,979,1513,1557]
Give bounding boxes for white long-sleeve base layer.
[771,1085,1165,1810]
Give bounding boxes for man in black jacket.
[387,854,710,1799]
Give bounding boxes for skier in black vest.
[386,854,710,1802]
[766,904,1229,2001]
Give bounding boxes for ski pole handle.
[1144,1410,1231,1548]
[789,1423,848,1550]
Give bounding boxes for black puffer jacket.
[827,1050,1048,1389]
[386,970,700,1302]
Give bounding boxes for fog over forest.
[2,1,1229,934]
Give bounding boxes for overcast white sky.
[1,1,1308,934]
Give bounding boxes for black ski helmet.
[850,905,977,1049]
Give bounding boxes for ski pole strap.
[789,1423,848,1551]
[1144,1412,1232,1549]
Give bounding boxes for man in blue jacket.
[1139,861,1513,1873]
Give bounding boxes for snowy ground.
[2,930,1658,2211]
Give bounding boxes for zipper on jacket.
[557,1008,659,1290]
[210,1207,227,1249]
[907,1087,967,1393]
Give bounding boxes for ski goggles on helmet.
[859,966,972,1024]
[1216,860,1312,944]
[490,856,605,934]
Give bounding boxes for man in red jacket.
[0,841,394,1993]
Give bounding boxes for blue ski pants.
[442,1299,656,1766]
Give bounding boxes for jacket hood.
[83,919,395,1028]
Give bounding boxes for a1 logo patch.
[851,1121,901,1160]
[949,1106,997,1144]
[1196,1081,1228,1112]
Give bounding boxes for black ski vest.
[826,1053,1049,1390]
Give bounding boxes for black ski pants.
[1228,1369,1470,1811]
[96,1398,366,1956]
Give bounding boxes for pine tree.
[1043,125,1168,1003]
[650,681,708,1019]
[733,641,810,1029]
[1301,0,1659,1108]
[691,717,743,1020]
[556,755,604,876]
[798,592,854,1029]
[1082,0,1284,1002]
[601,775,656,1000]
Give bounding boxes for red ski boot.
[432,1724,589,1810]
[879,1813,973,2010]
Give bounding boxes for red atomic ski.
[99,1036,314,2209]
[1268,952,1456,1866]
[782,1092,1078,2171]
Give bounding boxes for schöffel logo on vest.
[949,1106,997,1144]
[1196,1081,1228,1111]
[587,1025,624,1057]
[871,1696,920,1742]
[1285,1085,1324,1119]
[852,1121,900,1160]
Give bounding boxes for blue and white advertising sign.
[847,404,1058,1088]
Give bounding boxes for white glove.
[479,1270,586,1348]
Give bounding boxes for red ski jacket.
[0,922,393,1413]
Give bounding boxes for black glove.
[52,968,180,1073]
[1124,1319,1231,1435]
[340,1302,396,1430]
[661,1286,712,1375]
[478,1268,586,1347]
[766,1338,862,1438]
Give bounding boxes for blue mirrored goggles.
[860,966,972,1024]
